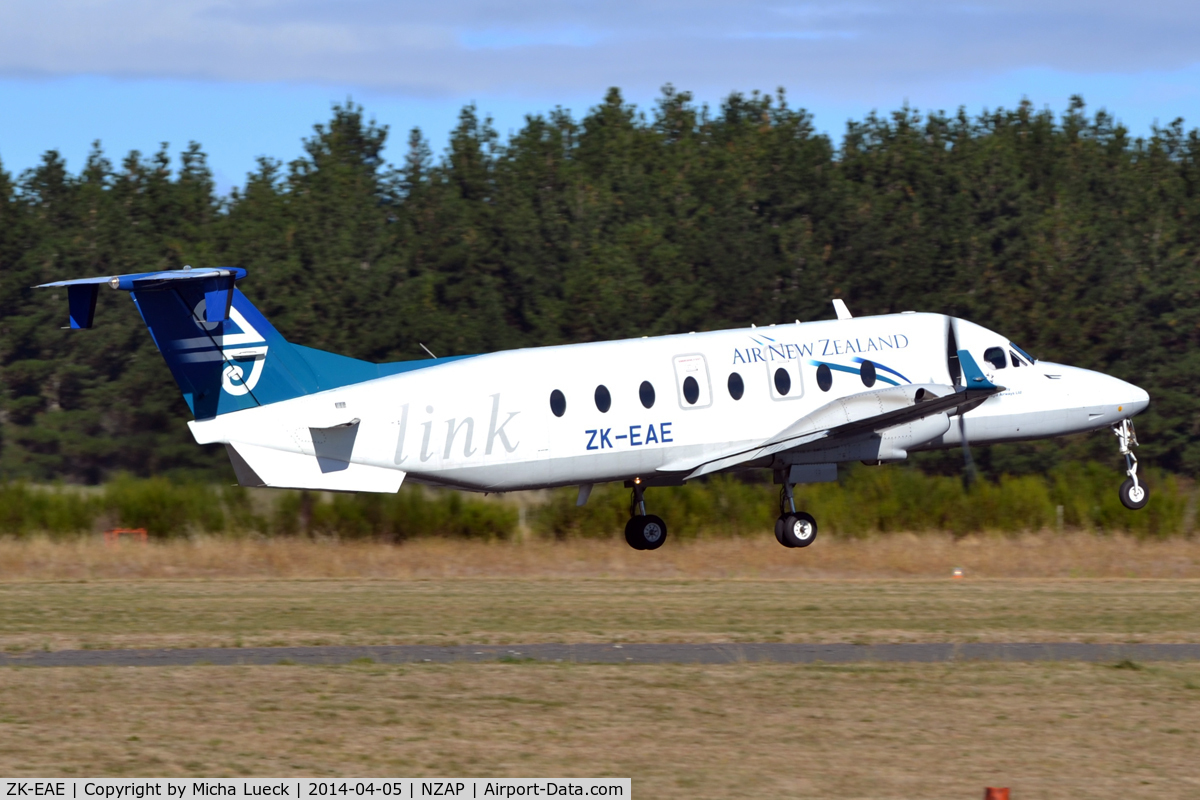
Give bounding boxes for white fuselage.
[189,312,1149,492]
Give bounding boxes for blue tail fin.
[37,268,447,420]
[132,282,324,418]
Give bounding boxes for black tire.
[774,516,790,547]
[1119,478,1149,510]
[626,515,668,550]
[780,512,818,548]
[624,517,647,550]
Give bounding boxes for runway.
[1,642,1199,667]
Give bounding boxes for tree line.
[1,88,1197,483]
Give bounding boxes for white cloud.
[1,0,1197,101]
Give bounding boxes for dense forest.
[1,88,1198,484]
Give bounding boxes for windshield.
[1009,342,1036,364]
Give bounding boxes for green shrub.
[529,464,1191,539]
[0,481,97,536]
[304,486,519,540]
[0,461,1189,539]
[101,475,225,537]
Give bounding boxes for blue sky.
[1,0,1198,194]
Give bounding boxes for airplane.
[36,267,1150,550]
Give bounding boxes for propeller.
[947,319,978,489]
[959,415,978,489]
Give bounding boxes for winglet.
[832,299,852,320]
[957,349,998,390]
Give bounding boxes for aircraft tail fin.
[36,268,386,419]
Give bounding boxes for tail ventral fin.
[224,441,406,493]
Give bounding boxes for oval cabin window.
[860,360,876,388]
[549,390,567,417]
[682,376,700,405]
[639,381,656,409]
[816,363,832,392]
[594,385,612,413]
[727,372,744,400]
[774,368,791,396]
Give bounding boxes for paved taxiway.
[1,642,1199,667]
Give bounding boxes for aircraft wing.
[660,351,1004,480]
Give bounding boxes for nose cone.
[1121,381,1150,417]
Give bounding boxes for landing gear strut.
[625,482,668,550]
[1114,419,1148,510]
[775,481,817,548]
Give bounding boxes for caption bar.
[1,781,628,800]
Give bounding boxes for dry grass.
[2,536,1198,796]
[1,576,1198,651]
[1,535,1198,651]
[2,532,1200,580]
[0,661,1197,798]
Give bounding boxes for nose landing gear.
[775,482,818,548]
[1114,419,1148,510]
[625,482,668,550]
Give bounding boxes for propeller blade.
[960,415,977,489]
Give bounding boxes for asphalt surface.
[1,642,1199,667]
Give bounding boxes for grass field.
[3,532,1200,581]
[2,535,1199,796]
[0,661,1197,798]
[2,577,1200,652]
[0,535,1198,651]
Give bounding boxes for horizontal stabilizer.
[225,441,405,493]
[38,267,247,328]
[37,267,247,292]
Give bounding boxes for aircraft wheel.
[1119,478,1149,510]
[624,517,646,550]
[774,516,790,547]
[625,515,668,550]
[780,512,818,548]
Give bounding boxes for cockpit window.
[983,347,1007,370]
[1010,351,1021,368]
[1010,343,1036,364]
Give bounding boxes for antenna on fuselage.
[832,299,852,320]
[419,343,438,359]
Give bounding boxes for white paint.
[187,311,1150,495]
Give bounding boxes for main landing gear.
[625,482,668,550]
[775,481,817,548]
[1114,418,1148,510]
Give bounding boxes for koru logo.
[192,299,269,396]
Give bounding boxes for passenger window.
[672,354,713,409]
[983,347,1007,369]
[860,360,876,388]
[550,390,566,417]
[639,381,655,409]
[727,372,744,400]
[773,368,791,396]
[594,385,611,413]
[816,363,832,392]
